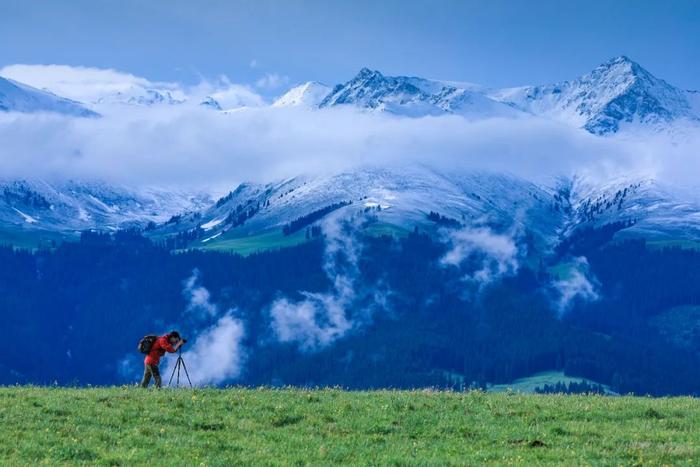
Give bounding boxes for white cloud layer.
[0,64,699,193]
[0,64,177,103]
[0,106,685,192]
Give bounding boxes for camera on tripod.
[169,337,192,388]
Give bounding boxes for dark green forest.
[1,228,700,396]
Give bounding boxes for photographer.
[140,331,186,388]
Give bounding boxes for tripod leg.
[168,360,178,386]
[180,358,193,388]
[176,358,182,387]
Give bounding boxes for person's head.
[168,330,181,345]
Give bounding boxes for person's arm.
[160,337,177,353]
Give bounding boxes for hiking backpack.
[138,335,159,354]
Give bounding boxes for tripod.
[168,348,193,388]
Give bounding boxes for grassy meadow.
[1,387,699,465]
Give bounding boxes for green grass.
[195,221,412,255]
[488,371,615,394]
[2,387,700,465]
[197,229,310,255]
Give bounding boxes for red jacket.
[144,335,177,366]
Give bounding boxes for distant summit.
[491,56,698,134]
[0,76,98,117]
[319,68,518,118]
[2,56,698,134]
[273,81,331,107]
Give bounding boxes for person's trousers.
[140,364,162,388]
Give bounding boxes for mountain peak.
[273,81,331,108]
[354,68,385,81]
[0,76,99,117]
[591,56,658,86]
[604,55,634,66]
[492,55,696,135]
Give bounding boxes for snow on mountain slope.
[200,96,223,110]
[318,68,519,118]
[155,165,568,254]
[491,56,699,135]
[145,161,700,257]
[0,76,98,117]
[564,176,700,241]
[95,87,185,107]
[0,179,212,235]
[273,81,331,107]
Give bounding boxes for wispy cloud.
[161,270,246,386]
[255,72,290,90]
[269,212,386,351]
[551,256,600,315]
[440,224,521,286]
[0,64,181,104]
[183,269,218,318]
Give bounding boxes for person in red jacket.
[140,331,185,388]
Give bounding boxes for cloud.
[0,64,179,104]
[0,64,265,110]
[551,256,600,314]
[0,105,669,191]
[255,73,290,90]
[0,64,698,193]
[269,284,354,351]
[269,212,385,351]
[183,269,218,318]
[163,313,246,386]
[208,84,265,109]
[440,224,521,285]
[159,270,247,386]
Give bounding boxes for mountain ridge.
[0,76,99,117]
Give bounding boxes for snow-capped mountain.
[143,160,700,256]
[563,176,700,241]
[200,96,223,110]
[94,87,185,107]
[318,68,519,118]
[151,165,569,254]
[491,56,699,134]
[0,76,98,117]
[273,81,331,107]
[2,56,700,252]
[0,179,212,237]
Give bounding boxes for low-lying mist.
[1,102,694,193]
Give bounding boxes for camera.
[181,338,188,344]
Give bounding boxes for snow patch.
[202,232,223,243]
[201,217,224,231]
[12,207,38,224]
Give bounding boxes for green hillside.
[1,387,699,465]
[487,371,616,395]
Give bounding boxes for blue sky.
[1,0,699,94]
